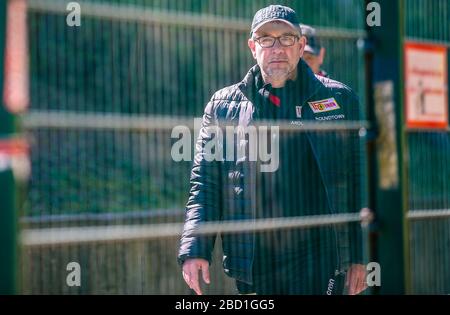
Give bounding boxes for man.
[178,5,367,295]
[300,24,329,77]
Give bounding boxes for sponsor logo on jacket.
[308,97,340,113]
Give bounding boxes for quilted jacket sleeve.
[177,98,223,266]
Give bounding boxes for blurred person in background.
[300,24,329,77]
[178,5,367,295]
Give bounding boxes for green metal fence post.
[0,0,18,295]
[368,0,410,294]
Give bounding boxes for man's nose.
[271,39,285,53]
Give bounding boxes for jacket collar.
[238,59,323,110]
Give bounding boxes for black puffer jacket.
[178,60,365,285]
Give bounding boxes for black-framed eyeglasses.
[254,35,299,48]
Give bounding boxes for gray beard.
[264,68,292,84]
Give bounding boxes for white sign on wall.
[405,42,448,129]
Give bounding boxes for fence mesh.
[17,0,450,295]
[405,0,450,295]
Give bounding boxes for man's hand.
[182,258,210,295]
[345,264,367,295]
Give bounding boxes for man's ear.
[298,36,306,57]
[248,38,257,59]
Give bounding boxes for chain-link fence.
[12,0,450,295]
[405,0,450,295]
[18,0,369,294]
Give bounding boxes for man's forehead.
[253,21,300,36]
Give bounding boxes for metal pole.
[368,0,410,294]
[0,0,18,295]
